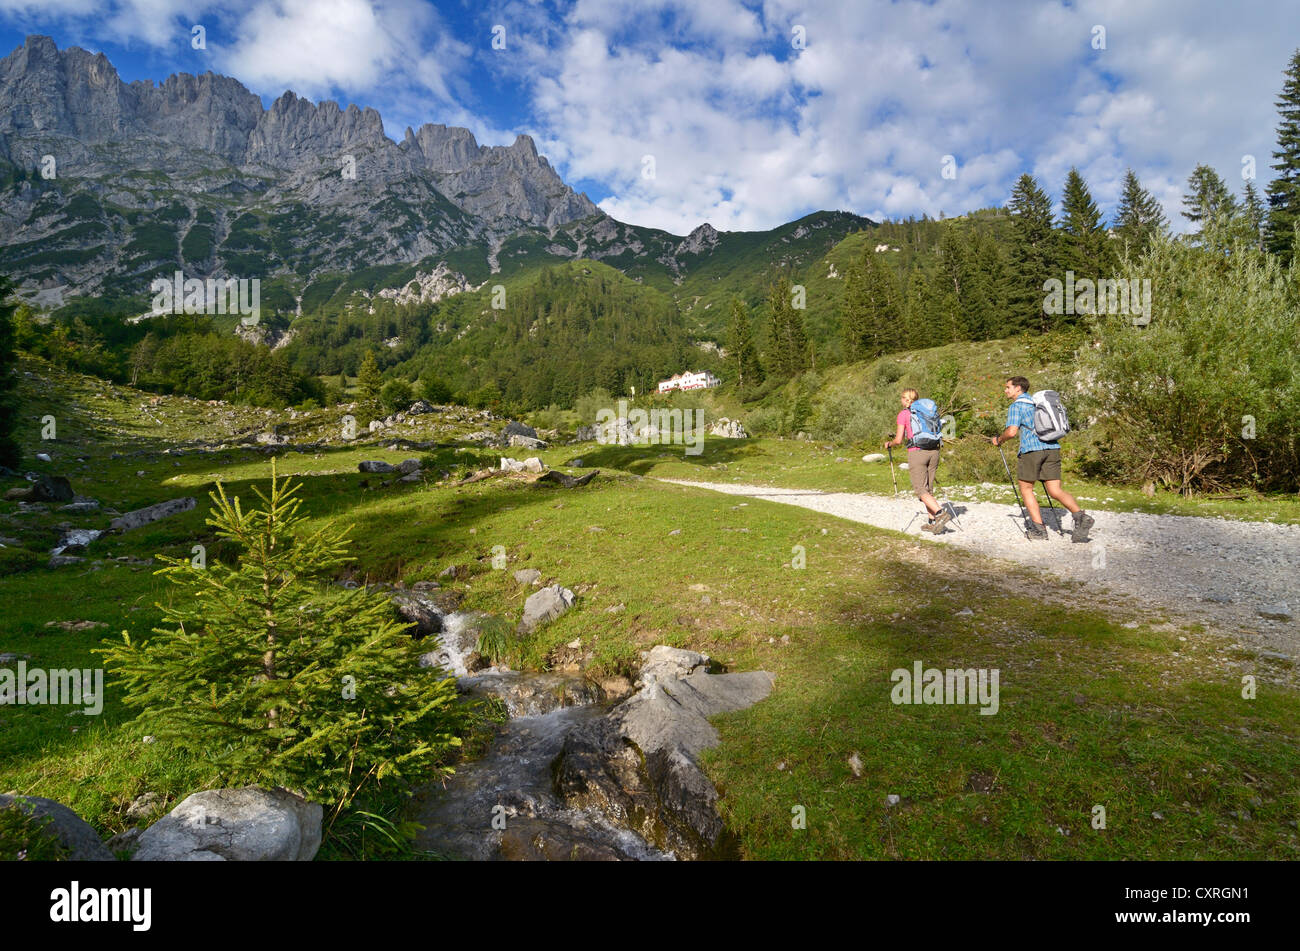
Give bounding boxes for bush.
[420,376,452,404]
[936,436,1011,485]
[380,378,414,413]
[98,464,470,809]
[1081,236,1300,492]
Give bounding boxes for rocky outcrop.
[132,786,322,861]
[0,794,114,860]
[708,418,748,439]
[109,496,196,531]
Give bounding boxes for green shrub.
[98,464,470,810]
[1082,236,1300,492]
[0,545,43,576]
[936,436,1010,485]
[380,378,414,412]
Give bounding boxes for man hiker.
[884,388,952,533]
[990,376,1095,542]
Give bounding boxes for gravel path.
[661,479,1299,654]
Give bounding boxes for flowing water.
[412,611,673,861]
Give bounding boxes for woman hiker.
[884,388,952,533]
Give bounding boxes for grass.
[2,354,1298,860]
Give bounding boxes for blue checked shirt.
[1007,396,1059,454]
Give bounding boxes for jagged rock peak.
[678,222,721,255]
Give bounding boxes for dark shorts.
[1018,448,1062,483]
[908,448,939,497]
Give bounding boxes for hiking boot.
[930,510,953,534]
[1071,510,1095,543]
[920,519,937,533]
[1026,520,1049,540]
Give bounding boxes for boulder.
[396,458,422,475]
[0,794,114,860]
[58,500,100,513]
[616,671,775,758]
[536,469,598,488]
[523,457,545,473]
[109,497,196,532]
[519,584,576,633]
[52,527,102,555]
[132,786,322,861]
[513,568,542,586]
[509,434,548,450]
[861,453,886,463]
[1258,602,1292,621]
[35,452,53,463]
[407,400,435,415]
[390,591,444,638]
[708,418,748,439]
[4,486,32,501]
[638,645,711,686]
[358,460,396,473]
[31,475,74,503]
[500,457,527,473]
[503,420,539,440]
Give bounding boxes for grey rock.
[106,827,142,856]
[519,584,576,633]
[51,527,101,555]
[708,418,747,439]
[1258,602,1292,621]
[638,645,711,686]
[398,472,422,483]
[503,420,538,440]
[58,500,100,513]
[861,453,886,463]
[35,452,52,462]
[390,591,443,638]
[509,434,548,449]
[48,554,85,567]
[536,469,598,488]
[396,458,422,474]
[109,497,196,532]
[0,794,114,860]
[616,671,774,758]
[30,474,74,503]
[358,460,396,473]
[125,791,162,820]
[132,786,322,861]
[523,456,545,473]
[513,568,542,585]
[499,457,527,473]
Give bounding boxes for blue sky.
[2,0,1297,235]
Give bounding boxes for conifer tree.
[98,464,466,807]
[725,297,764,397]
[1059,168,1115,286]
[1113,169,1168,255]
[1242,180,1267,251]
[1006,174,1058,332]
[841,248,900,360]
[766,275,809,379]
[356,349,383,404]
[1183,164,1237,233]
[1266,48,1300,261]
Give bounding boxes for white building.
[658,370,721,393]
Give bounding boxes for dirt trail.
[661,479,1299,655]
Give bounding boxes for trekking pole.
[998,446,1031,539]
[887,444,899,496]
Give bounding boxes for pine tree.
[98,464,467,806]
[1006,174,1058,332]
[725,297,764,397]
[1059,168,1115,288]
[1242,180,1267,251]
[841,248,900,361]
[766,276,809,379]
[1266,48,1300,261]
[356,349,383,404]
[1113,169,1168,255]
[0,278,19,468]
[1183,164,1237,233]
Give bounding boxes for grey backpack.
[1017,391,1070,442]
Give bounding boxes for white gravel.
[661,479,1300,654]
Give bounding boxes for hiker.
[990,376,1095,542]
[884,388,952,533]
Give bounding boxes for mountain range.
[0,34,871,323]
